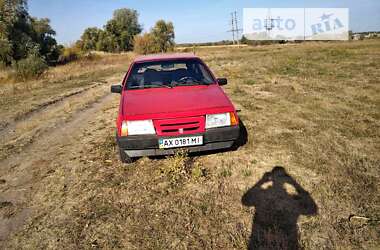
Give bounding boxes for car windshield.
[126,59,215,89]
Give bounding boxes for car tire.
[118,147,134,164]
[232,121,248,150]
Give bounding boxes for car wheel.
[118,147,134,164]
[232,121,248,150]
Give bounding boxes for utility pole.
[234,11,241,45]
[230,12,235,44]
[264,8,279,39]
[228,11,242,45]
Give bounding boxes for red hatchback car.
[111,53,240,163]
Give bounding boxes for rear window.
[126,59,215,89]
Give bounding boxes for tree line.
[1,0,175,80]
[0,0,60,68]
[77,8,175,54]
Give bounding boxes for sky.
[28,0,380,45]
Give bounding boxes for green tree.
[133,33,158,54]
[151,20,175,52]
[0,1,11,63]
[0,0,32,62]
[240,35,249,44]
[104,8,142,52]
[80,27,103,51]
[0,0,60,65]
[0,38,12,64]
[95,31,118,52]
[12,45,48,80]
[30,17,60,63]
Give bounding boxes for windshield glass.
[126,59,215,89]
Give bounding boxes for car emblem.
[179,128,184,134]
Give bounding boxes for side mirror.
[111,85,122,94]
[217,78,227,86]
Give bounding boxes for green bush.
[133,33,158,54]
[12,54,48,81]
[133,20,175,55]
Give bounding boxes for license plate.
[159,136,203,149]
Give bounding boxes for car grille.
[154,116,205,136]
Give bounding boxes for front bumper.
[117,126,240,157]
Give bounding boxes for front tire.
[118,147,133,163]
[232,121,248,150]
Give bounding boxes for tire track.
[0,82,104,138]
[0,91,118,244]
[0,80,116,161]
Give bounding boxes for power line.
[234,11,242,45]
[228,11,242,45]
[231,12,235,44]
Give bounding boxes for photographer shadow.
[242,166,317,250]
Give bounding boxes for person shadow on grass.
[242,166,318,250]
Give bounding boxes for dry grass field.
[0,40,379,249]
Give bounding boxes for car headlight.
[206,113,231,129]
[121,120,155,136]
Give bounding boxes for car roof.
[134,53,200,63]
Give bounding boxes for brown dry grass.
[2,40,380,249]
[0,53,133,128]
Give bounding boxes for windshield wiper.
[171,77,210,86]
[143,84,172,89]
[172,79,209,87]
[128,83,172,90]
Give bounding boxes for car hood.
[122,84,234,119]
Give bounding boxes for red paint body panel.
[123,85,233,118]
[116,54,238,136]
[154,116,205,136]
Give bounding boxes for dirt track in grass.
[0,78,119,243]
